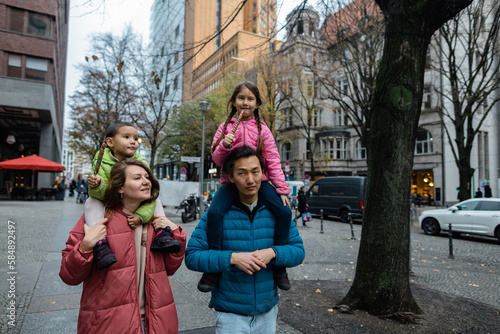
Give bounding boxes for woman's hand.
[230,251,267,275]
[280,194,290,207]
[81,218,108,252]
[127,215,141,228]
[150,215,178,231]
[223,133,235,148]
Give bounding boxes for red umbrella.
[0,155,65,171]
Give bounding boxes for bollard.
[448,223,455,259]
[320,209,324,234]
[348,213,356,240]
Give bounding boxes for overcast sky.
[64,0,314,125]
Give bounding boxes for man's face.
[228,156,262,204]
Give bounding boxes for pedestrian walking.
[294,186,308,226]
[60,159,186,333]
[484,183,492,198]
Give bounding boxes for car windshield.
[456,200,480,211]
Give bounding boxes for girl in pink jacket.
[197,81,292,293]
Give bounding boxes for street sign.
[208,168,217,174]
[180,167,187,174]
[305,174,310,180]
[285,171,290,177]
[181,156,201,163]
[285,160,290,165]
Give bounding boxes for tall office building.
[150,0,278,103]
[0,0,69,189]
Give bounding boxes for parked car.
[306,176,366,222]
[419,198,500,242]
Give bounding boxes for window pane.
[26,57,48,71]
[28,12,50,37]
[8,55,21,67]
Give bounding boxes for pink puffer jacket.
[212,118,289,195]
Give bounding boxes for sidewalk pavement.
[1,199,499,333]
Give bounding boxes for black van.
[306,176,367,222]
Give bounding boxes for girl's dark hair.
[105,122,135,139]
[223,145,266,176]
[211,81,264,156]
[104,159,160,213]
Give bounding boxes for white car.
[419,198,500,242]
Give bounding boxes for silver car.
[419,198,500,242]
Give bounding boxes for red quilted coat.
[59,208,186,334]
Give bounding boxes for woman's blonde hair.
[104,159,160,213]
[211,81,265,156]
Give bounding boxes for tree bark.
[339,0,472,316]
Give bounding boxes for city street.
[0,198,499,333]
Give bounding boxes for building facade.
[275,2,499,206]
[0,0,69,190]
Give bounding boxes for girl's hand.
[223,133,235,148]
[82,218,108,251]
[127,215,142,228]
[87,175,101,188]
[280,194,290,207]
[150,215,178,231]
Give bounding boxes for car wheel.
[422,218,440,236]
[339,210,349,223]
[495,226,500,244]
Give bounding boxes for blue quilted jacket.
[185,202,305,315]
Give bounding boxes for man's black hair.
[105,122,135,139]
[223,146,266,176]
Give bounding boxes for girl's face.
[106,126,139,160]
[118,165,152,202]
[232,86,259,122]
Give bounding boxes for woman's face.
[119,165,152,202]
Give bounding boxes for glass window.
[28,12,51,37]
[309,185,319,197]
[414,128,433,155]
[7,54,22,78]
[477,201,500,211]
[281,142,292,161]
[356,140,366,159]
[25,57,48,81]
[456,200,480,211]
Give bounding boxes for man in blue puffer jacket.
[185,146,305,333]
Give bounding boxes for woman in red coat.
[60,159,186,333]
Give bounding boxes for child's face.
[232,86,259,122]
[106,126,139,160]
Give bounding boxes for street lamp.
[199,100,209,217]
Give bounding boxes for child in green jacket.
[86,122,180,270]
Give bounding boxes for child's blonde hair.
[212,81,264,156]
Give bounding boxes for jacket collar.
[232,197,265,221]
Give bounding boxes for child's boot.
[151,226,181,253]
[197,273,221,292]
[273,266,291,290]
[93,239,117,270]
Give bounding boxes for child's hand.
[127,215,142,228]
[280,194,290,207]
[223,133,235,148]
[88,175,101,188]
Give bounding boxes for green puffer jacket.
[88,147,156,223]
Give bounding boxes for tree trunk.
[339,11,426,315]
[337,0,469,316]
[457,154,474,201]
